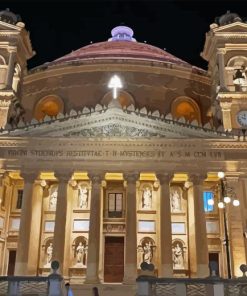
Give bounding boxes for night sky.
[2,0,247,70]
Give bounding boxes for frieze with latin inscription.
[0,146,224,161]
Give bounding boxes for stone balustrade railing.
[0,273,65,296]
[137,276,247,296]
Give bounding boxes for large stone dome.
[51,25,190,67]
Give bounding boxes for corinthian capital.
[54,171,73,182]
[20,170,40,183]
[123,172,139,183]
[88,172,105,184]
[189,173,207,185]
[156,173,173,185]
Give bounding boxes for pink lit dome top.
[51,26,190,67]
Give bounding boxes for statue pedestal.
[69,267,87,280]
[38,267,52,276]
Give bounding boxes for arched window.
[12,63,21,93]
[0,55,7,89]
[171,97,201,124]
[226,56,247,92]
[101,90,135,108]
[34,95,64,121]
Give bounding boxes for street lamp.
[217,172,240,279]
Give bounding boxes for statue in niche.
[49,187,58,210]
[138,237,155,266]
[74,240,88,267]
[172,242,184,269]
[142,187,152,209]
[143,241,153,264]
[78,186,88,209]
[76,242,86,264]
[171,189,181,212]
[44,242,53,267]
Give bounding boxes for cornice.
[0,136,243,149]
[24,60,210,85]
[0,106,227,139]
[217,92,247,100]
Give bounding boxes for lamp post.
[217,172,240,279]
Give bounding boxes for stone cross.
[108,75,122,99]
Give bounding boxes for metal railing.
[137,276,247,296]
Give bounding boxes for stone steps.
[69,283,136,296]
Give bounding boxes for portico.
[0,127,246,281]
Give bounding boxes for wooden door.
[104,236,124,282]
[7,250,16,275]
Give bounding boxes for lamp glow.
[208,199,214,206]
[218,201,225,208]
[233,199,240,207]
[224,196,231,204]
[108,75,122,99]
[218,171,225,179]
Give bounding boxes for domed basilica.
[0,8,246,286]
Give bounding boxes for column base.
[84,277,100,284]
[123,264,137,284]
[123,278,136,285]
[85,262,100,284]
[15,262,28,275]
[159,264,173,277]
[197,264,209,278]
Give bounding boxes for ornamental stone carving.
[65,124,160,138]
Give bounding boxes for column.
[15,171,39,275]
[217,48,227,91]
[0,174,4,274]
[27,180,45,275]
[6,49,16,89]
[85,173,104,283]
[226,176,247,277]
[189,174,209,277]
[123,172,139,284]
[187,182,197,277]
[52,172,72,274]
[157,173,173,277]
[220,101,233,131]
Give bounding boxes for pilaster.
[6,49,17,90]
[217,48,227,91]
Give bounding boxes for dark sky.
[3,0,247,70]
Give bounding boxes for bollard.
[7,281,19,296]
[206,282,224,296]
[137,280,152,296]
[175,283,186,296]
[48,261,64,296]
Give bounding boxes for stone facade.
[0,9,246,284]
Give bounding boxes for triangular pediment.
[0,106,230,139]
[215,22,247,33]
[0,21,20,31]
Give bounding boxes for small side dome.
[0,8,21,25]
[108,25,136,42]
[215,11,242,26]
